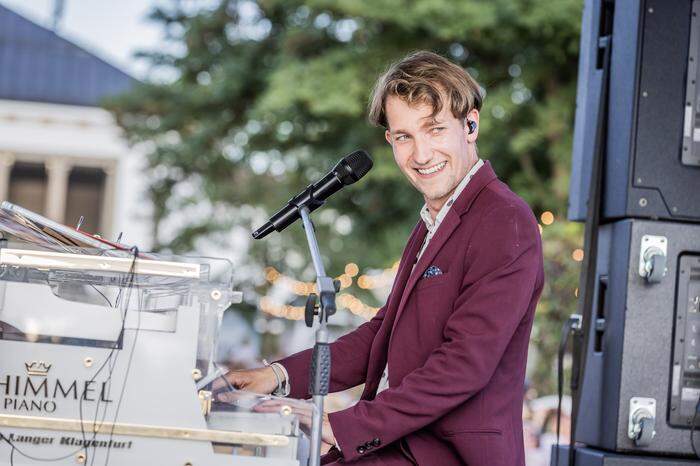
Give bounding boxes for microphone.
[252,150,373,239]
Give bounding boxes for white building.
[0,4,152,248]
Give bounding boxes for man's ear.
[465,109,480,141]
[384,129,393,145]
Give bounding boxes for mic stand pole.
[299,205,336,466]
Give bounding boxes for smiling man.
[223,51,544,466]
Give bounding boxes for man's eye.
[395,134,409,141]
[431,127,445,134]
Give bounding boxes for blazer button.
[364,441,373,449]
[357,446,366,454]
[372,438,381,447]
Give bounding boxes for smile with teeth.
[416,161,447,175]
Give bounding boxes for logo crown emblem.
[25,361,52,377]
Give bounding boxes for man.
[223,51,544,465]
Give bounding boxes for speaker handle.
[593,275,608,353]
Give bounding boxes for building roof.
[0,4,135,107]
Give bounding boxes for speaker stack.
[553,0,700,464]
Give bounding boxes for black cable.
[104,247,140,466]
[78,335,123,463]
[89,284,113,308]
[692,396,700,458]
[0,429,78,462]
[0,434,14,466]
[80,251,137,465]
[90,246,139,466]
[87,252,138,466]
[555,316,579,466]
[81,264,132,464]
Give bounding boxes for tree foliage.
[106,0,584,394]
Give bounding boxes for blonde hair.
[368,51,483,129]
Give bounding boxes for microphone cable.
[691,396,700,458]
[103,247,141,466]
[554,314,582,466]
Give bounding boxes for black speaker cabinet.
[551,446,700,465]
[575,219,700,456]
[568,0,700,222]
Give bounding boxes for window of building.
[64,166,106,233]
[8,162,47,214]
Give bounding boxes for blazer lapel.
[363,221,426,388]
[390,213,460,335]
[385,222,426,311]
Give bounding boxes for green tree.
[106,0,584,394]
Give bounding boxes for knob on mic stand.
[305,280,341,328]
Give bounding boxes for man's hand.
[213,366,279,394]
[254,398,336,447]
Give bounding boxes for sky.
[0,0,166,79]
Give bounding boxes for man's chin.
[410,179,455,202]
[422,187,454,201]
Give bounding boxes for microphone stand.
[298,205,336,466]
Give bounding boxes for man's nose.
[413,137,433,165]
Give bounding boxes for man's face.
[384,95,479,213]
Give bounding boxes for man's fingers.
[254,399,286,409]
[254,399,314,413]
[266,398,309,410]
[210,376,226,391]
[295,411,312,423]
[254,401,312,423]
[265,405,333,446]
[213,372,242,390]
[252,402,283,413]
[226,372,250,388]
[250,399,328,443]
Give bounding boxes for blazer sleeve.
[327,205,543,461]
[275,304,387,399]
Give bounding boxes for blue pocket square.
[422,265,443,278]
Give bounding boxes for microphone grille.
[344,150,373,182]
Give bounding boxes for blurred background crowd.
[0,1,584,463]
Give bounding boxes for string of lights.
[259,293,379,321]
[264,260,400,294]
[260,261,398,320]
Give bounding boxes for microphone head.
[336,150,373,185]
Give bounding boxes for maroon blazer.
[278,161,544,465]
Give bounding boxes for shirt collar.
[420,158,484,232]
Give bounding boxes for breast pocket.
[415,271,455,309]
[415,271,452,291]
[411,272,456,344]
